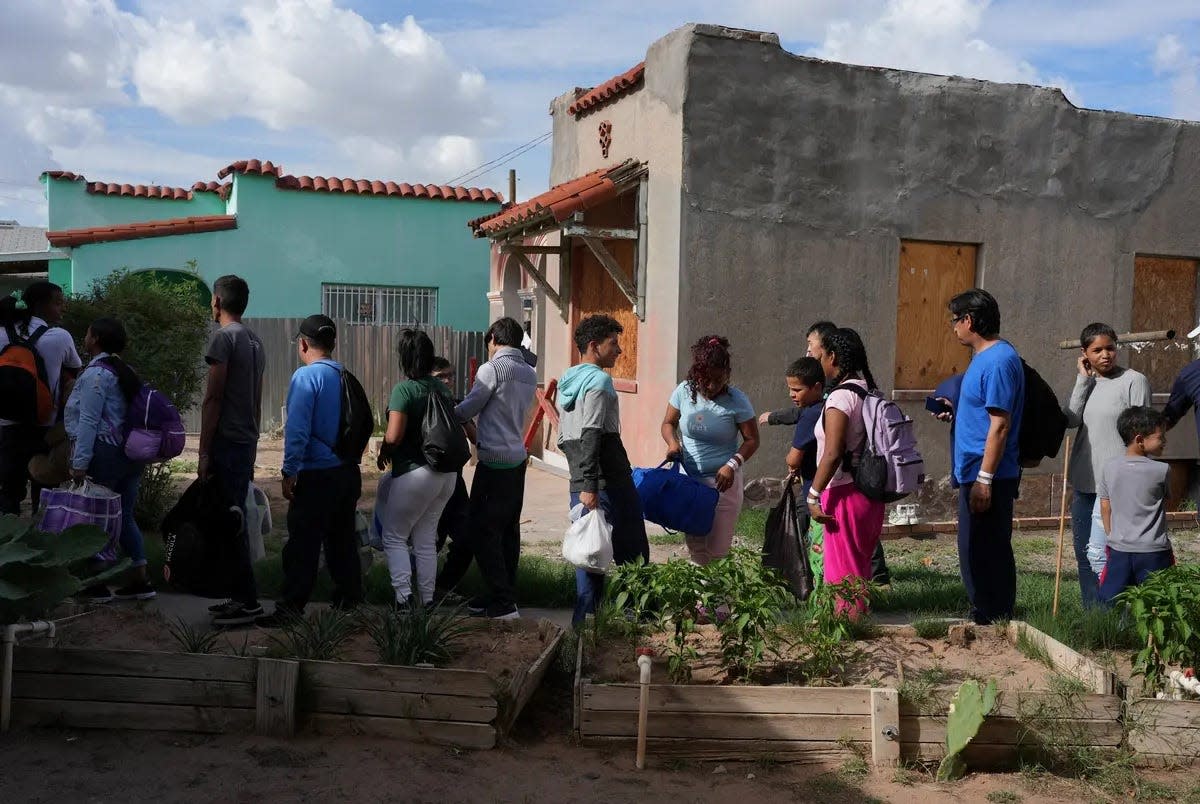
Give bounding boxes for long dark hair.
[685,335,732,403]
[90,318,141,401]
[820,327,877,390]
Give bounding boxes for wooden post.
[873,691,902,763]
[870,688,900,765]
[256,658,299,737]
[508,169,516,205]
[1052,435,1071,617]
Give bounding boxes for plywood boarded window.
[570,192,638,382]
[894,240,977,389]
[1129,255,1199,391]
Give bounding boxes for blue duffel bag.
[631,460,720,535]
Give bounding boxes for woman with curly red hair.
[661,335,759,564]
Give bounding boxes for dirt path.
[4,669,1189,804]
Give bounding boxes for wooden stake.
[1052,435,1072,617]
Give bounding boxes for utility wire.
[452,136,552,189]
[444,131,551,186]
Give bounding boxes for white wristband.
[725,458,740,471]
[976,470,993,486]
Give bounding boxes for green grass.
[648,531,685,546]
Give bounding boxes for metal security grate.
[321,284,438,327]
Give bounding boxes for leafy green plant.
[268,607,359,661]
[166,616,221,654]
[134,463,175,529]
[1113,565,1200,695]
[937,678,999,781]
[607,558,659,651]
[0,516,129,624]
[61,267,212,414]
[362,603,476,667]
[705,547,789,679]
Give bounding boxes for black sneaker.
[433,588,466,607]
[212,603,265,627]
[208,600,239,614]
[78,584,113,604]
[114,581,157,601]
[392,595,419,616]
[473,603,520,620]
[466,596,489,614]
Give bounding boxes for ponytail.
[820,327,877,391]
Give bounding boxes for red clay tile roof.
[46,215,237,248]
[568,63,645,117]
[42,171,226,202]
[469,160,641,237]
[275,174,502,202]
[217,159,282,179]
[191,181,233,200]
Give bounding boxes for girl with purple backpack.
[807,328,884,613]
[64,317,155,602]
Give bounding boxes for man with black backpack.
[947,289,1025,625]
[255,315,367,626]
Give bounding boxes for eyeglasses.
[950,314,968,326]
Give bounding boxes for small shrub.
[363,603,475,667]
[166,616,220,654]
[268,608,358,661]
[135,463,176,529]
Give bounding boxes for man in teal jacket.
[557,314,649,625]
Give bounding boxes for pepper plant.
[1113,564,1200,695]
[705,547,789,680]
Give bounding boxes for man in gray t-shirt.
[1096,406,1176,604]
[200,275,267,626]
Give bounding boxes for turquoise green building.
[43,159,503,330]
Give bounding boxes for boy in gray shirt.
[1097,406,1177,604]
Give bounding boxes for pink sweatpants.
[821,482,884,612]
[685,466,743,565]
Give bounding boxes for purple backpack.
[831,383,926,502]
[97,360,186,463]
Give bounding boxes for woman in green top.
[377,329,459,609]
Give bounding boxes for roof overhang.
[46,215,237,247]
[0,250,67,264]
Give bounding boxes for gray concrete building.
[471,23,1200,492]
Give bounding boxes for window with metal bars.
[321,284,438,326]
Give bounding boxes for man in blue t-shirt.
[948,289,1024,625]
[257,315,363,626]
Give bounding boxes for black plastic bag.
[762,479,815,601]
[160,478,242,596]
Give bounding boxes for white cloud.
[1152,34,1200,120]
[811,0,1043,85]
[131,1,493,143]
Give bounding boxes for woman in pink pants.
[807,328,885,613]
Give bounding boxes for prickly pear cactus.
[936,678,999,781]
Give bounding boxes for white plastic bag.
[562,503,613,572]
[244,484,271,562]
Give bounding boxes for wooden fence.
[182,319,486,432]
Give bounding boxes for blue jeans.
[1070,491,1106,608]
[1098,546,1174,604]
[87,441,147,567]
[569,484,649,626]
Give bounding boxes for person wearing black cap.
[255,314,363,626]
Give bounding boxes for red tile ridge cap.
[46,214,237,247]
[274,173,502,203]
[568,62,645,117]
[41,171,203,201]
[217,159,282,179]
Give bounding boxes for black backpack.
[329,365,374,463]
[1018,360,1068,468]
[422,387,470,472]
[159,479,242,597]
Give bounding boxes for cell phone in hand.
[925,396,951,415]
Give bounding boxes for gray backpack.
[831,383,926,502]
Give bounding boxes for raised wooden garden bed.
[575,621,1124,767]
[11,617,563,750]
[1127,697,1200,765]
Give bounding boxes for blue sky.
[1,0,1198,227]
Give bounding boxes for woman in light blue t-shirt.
[661,335,759,564]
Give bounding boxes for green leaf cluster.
[1113,565,1200,695]
[0,515,129,624]
[61,266,211,414]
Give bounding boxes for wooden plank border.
[1006,621,1121,695]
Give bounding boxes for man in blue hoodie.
[257,314,362,626]
[557,314,650,625]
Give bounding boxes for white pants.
[685,465,743,566]
[381,465,456,604]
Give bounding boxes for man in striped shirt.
[452,317,538,619]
